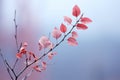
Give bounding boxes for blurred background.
[0,0,120,80]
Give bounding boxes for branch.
[1,4,92,80]
[13,10,22,70]
[0,49,14,80]
[17,15,81,78]
[0,10,19,80]
[14,10,19,52]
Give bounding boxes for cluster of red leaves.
[67,5,92,46]
[16,42,49,72]
[51,5,92,46]
[16,5,92,72]
[16,42,38,62]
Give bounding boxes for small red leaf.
[41,61,47,70]
[72,31,78,39]
[48,52,54,60]
[76,23,88,30]
[52,27,62,39]
[67,37,78,46]
[72,5,81,17]
[16,53,22,59]
[33,65,41,72]
[60,23,67,33]
[38,43,43,51]
[20,47,27,54]
[64,16,72,24]
[81,17,92,24]
[39,36,52,49]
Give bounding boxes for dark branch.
[13,10,20,70]
[0,49,14,80]
[14,10,19,52]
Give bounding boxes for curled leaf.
[76,23,88,30]
[60,23,67,33]
[72,5,81,17]
[67,37,78,46]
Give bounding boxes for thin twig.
[13,59,18,69]
[14,10,19,52]
[13,10,20,69]
[13,43,22,69]
[0,49,14,80]
[7,68,14,80]
[0,50,17,78]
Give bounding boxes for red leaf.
[16,53,22,59]
[52,27,62,39]
[76,23,88,30]
[81,17,92,24]
[33,65,41,72]
[67,37,78,46]
[39,36,52,49]
[64,16,72,24]
[72,31,78,39]
[38,43,43,51]
[20,47,27,54]
[60,23,67,33]
[72,5,81,17]
[41,61,47,70]
[48,52,54,60]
